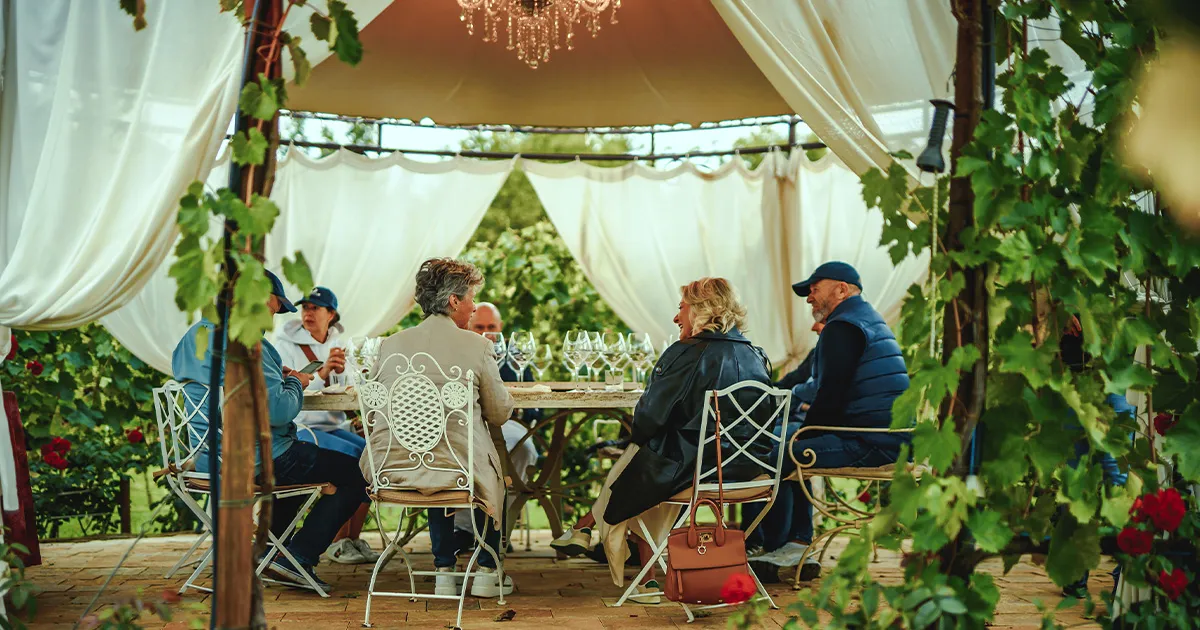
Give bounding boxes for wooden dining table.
[303,381,642,543]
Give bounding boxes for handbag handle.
[685,391,729,548]
[687,498,728,547]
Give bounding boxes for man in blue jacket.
[172,270,366,592]
[750,262,911,583]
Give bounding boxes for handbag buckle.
[697,544,707,555]
[699,532,713,543]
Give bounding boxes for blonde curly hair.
[680,277,748,334]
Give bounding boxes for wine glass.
[568,328,592,384]
[359,337,382,377]
[585,331,604,382]
[483,332,506,369]
[531,344,553,381]
[508,331,536,382]
[626,332,653,385]
[599,332,627,390]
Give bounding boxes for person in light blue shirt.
[171,270,366,593]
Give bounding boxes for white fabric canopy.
[710,0,957,175]
[103,149,514,374]
[0,0,242,329]
[525,151,929,364]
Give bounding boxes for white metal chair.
[614,380,791,623]
[152,380,330,596]
[358,351,506,630]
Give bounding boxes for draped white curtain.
[103,149,514,374]
[525,151,929,365]
[710,0,956,176]
[0,0,242,329]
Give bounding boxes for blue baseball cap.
[296,286,338,312]
[265,270,297,313]
[792,261,863,297]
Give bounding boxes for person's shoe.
[750,542,820,583]
[264,557,332,592]
[351,539,382,564]
[746,545,766,559]
[435,567,459,596]
[550,527,591,557]
[629,580,662,604]
[1062,582,1089,600]
[470,567,514,598]
[325,538,373,565]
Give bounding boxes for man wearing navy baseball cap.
[748,261,910,583]
[172,270,366,593]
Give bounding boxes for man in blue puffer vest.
[749,261,911,583]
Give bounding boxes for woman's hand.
[318,348,347,380]
[284,368,314,388]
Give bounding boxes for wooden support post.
[118,477,132,535]
[215,1,282,628]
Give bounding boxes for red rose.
[4,334,14,362]
[25,360,43,376]
[1116,527,1154,556]
[1154,413,1178,436]
[51,437,71,453]
[126,428,144,444]
[1139,489,1187,533]
[1158,568,1189,601]
[43,451,68,471]
[720,573,757,604]
[1130,497,1146,523]
[857,490,872,503]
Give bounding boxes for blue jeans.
[428,508,501,569]
[269,441,369,567]
[745,426,900,549]
[298,426,366,458]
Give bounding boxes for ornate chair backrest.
[152,380,219,480]
[690,380,791,504]
[357,351,477,498]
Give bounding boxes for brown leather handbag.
[663,392,751,605]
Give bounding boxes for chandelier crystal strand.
[455,0,621,68]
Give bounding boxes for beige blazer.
[358,315,515,524]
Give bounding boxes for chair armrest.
[786,425,914,471]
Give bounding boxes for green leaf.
[1162,412,1200,482]
[219,0,243,12]
[914,599,941,629]
[327,0,364,65]
[912,420,960,474]
[967,509,1014,553]
[1045,517,1100,587]
[238,75,280,121]
[281,32,313,87]
[238,194,280,235]
[194,324,211,361]
[178,188,209,237]
[995,332,1055,389]
[228,256,275,348]
[938,597,968,615]
[231,128,269,167]
[310,12,333,42]
[281,251,315,296]
[1101,487,1135,528]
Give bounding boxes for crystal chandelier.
[456,0,622,69]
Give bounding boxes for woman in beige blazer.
[359,258,515,598]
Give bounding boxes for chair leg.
[165,531,210,579]
[364,521,402,628]
[615,509,682,607]
[256,489,328,597]
[179,547,214,595]
[458,544,484,630]
[470,506,507,606]
[746,562,778,610]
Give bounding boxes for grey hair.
[415,258,483,318]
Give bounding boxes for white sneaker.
[549,527,591,557]
[470,567,514,598]
[435,567,458,596]
[326,538,374,564]
[629,580,662,604]
[351,538,382,563]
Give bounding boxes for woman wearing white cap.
[275,286,380,565]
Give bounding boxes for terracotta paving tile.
[23,532,1120,630]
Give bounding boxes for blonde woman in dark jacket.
[549,277,774,602]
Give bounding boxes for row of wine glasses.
[482,331,554,381]
[560,331,659,387]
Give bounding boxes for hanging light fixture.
[457,0,622,69]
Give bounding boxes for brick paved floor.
[21,531,1108,629]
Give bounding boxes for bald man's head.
[469,302,503,335]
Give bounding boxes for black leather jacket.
[603,327,774,525]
